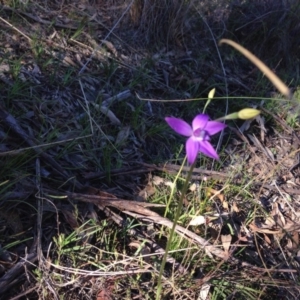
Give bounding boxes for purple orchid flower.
[165,114,226,164]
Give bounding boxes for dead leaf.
[249,222,280,234]
[297,250,300,262]
[0,64,10,73]
[271,202,286,227]
[232,202,239,213]
[164,181,175,189]
[263,233,272,245]
[199,283,210,300]
[115,126,131,146]
[0,209,23,233]
[152,175,164,185]
[222,201,229,210]
[152,175,174,189]
[248,134,275,162]
[129,240,151,263]
[286,238,293,251]
[189,215,206,226]
[189,182,197,192]
[205,187,224,202]
[136,184,156,201]
[221,234,232,257]
[101,40,118,56]
[265,216,276,228]
[97,288,112,300]
[239,119,252,133]
[99,106,121,125]
[291,231,299,249]
[206,188,229,210]
[256,114,266,141]
[61,209,79,229]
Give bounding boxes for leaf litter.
[0,0,300,299]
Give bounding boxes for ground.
[0,0,300,299]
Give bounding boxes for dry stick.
[61,190,228,259]
[0,105,83,190]
[52,189,227,259]
[98,204,188,274]
[8,286,37,300]
[83,165,157,180]
[0,5,78,30]
[49,190,299,274]
[0,10,76,67]
[77,1,134,139]
[126,212,227,260]
[78,0,135,75]
[102,90,132,107]
[0,15,31,41]
[0,253,38,293]
[127,212,299,274]
[61,191,164,217]
[37,188,187,274]
[138,162,300,194]
[0,13,83,191]
[140,161,300,199]
[161,163,229,179]
[260,106,299,136]
[35,158,43,266]
[0,134,93,156]
[1,4,134,74]
[139,162,229,179]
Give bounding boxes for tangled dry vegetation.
[0,0,300,299]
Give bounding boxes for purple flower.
[165,114,226,164]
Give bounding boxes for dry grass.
[224,0,300,70]
[129,0,193,46]
[0,0,300,299]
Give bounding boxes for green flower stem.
[156,159,196,299]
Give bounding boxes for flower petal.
[192,114,209,131]
[165,117,192,136]
[198,141,219,159]
[186,137,199,164]
[205,121,226,136]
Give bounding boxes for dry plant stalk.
[219,39,291,98]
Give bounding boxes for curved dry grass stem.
[219,39,292,99]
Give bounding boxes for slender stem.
[156,159,196,299]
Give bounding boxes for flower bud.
[237,108,260,120]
